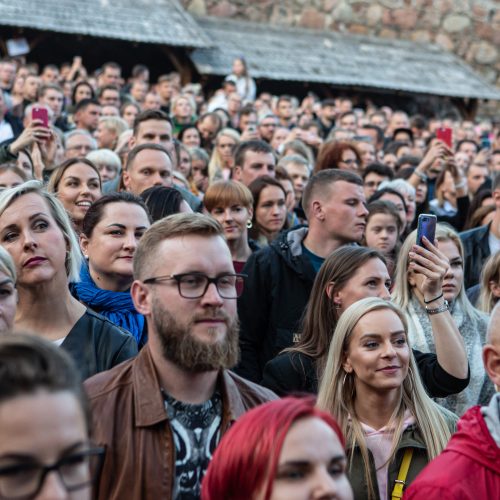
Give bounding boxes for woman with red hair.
[314,141,362,174]
[202,397,353,500]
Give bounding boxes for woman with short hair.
[204,180,255,273]
[202,397,353,500]
[0,334,104,499]
[75,192,152,346]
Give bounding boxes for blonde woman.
[208,128,241,183]
[317,297,456,500]
[392,224,492,416]
[477,252,500,313]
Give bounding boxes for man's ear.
[131,280,152,316]
[310,199,324,222]
[483,345,500,389]
[122,169,131,191]
[128,135,136,149]
[232,165,242,181]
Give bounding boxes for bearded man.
[84,213,275,500]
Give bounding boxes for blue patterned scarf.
[72,264,145,345]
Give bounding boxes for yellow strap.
[391,448,414,500]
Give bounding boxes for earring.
[246,220,253,229]
[334,301,341,310]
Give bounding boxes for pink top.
[361,410,415,500]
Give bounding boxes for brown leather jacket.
[84,345,277,500]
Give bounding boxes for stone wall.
[183,0,500,88]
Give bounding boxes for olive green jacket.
[347,412,457,500]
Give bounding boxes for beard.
[152,295,240,373]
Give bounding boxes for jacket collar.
[132,346,244,428]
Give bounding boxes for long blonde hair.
[208,128,240,183]
[392,223,484,322]
[478,252,500,313]
[317,297,453,500]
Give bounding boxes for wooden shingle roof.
[0,0,211,48]
[191,17,500,100]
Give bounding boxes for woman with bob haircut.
[47,157,102,233]
[392,224,492,416]
[0,181,137,379]
[262,245,469,399]
[0,334,105,499]
[204,180,256,273]
[202,397,353,500]
[314,141,361,174]
[0,245,17,333]
[208,128,241,183]
[317,297,456,500]
[74,192,152,346]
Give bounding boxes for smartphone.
[32,107,49,128]
[416,214,437,247]
[436,127,452,148]
[480,133,491,150]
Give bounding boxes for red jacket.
[404,405,500,499]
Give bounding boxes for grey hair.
[0,181,82,282]
[64,129,97,149]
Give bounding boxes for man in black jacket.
[460,173,500,289]
[237,169,368,381]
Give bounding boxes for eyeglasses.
[340,159,359,166]
[143,272,246,299]
[0,447,105,500]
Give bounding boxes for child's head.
[364,200,401,256]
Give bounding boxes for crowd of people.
[0,53,499,499]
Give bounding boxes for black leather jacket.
[61,309,138,380]
[460,223,491,289]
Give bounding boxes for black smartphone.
[416,214,437,247]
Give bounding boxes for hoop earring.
[334,302,341,310]
[246,220,253,229]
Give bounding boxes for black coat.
[61,309,138,380]
[262,350,470,399]
[460,223,491,289]
[236,227,316,382]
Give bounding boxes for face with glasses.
[337,149,359,173]
[0,390,103,500]
[133,234,240,371]
[64,135,96,160]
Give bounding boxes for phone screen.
[436,127,452,148]
[416,214,437,247]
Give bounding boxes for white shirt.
[0,119,14,143]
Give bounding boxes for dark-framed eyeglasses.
[143,272,246,299]
[0,447,105,500]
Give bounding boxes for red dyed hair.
[201,397,345,500]
[314,141,362,173]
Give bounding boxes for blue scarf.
[72,264,145,345]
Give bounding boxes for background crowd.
[0,53,499,499]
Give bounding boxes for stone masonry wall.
[182,0,500,89]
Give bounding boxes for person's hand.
[39,129,58,167]
[408,236,450,300]
[8,120,51,155]
[240,127,260,142]
[474,148,490,166]
[31,143,46,181]
[418,141,452,172]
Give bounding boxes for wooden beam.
[160,45,192,85]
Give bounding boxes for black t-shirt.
[163,390,222,499]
